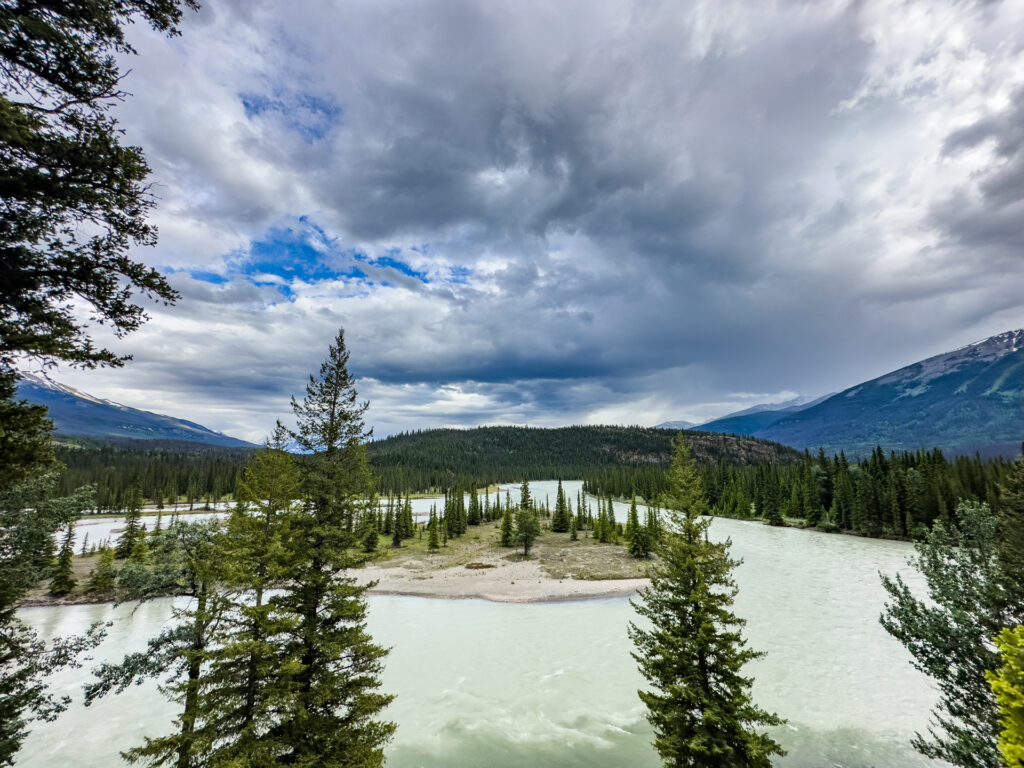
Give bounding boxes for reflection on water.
[19,481,945,768]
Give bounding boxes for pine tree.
[402,494,414,540]
[48,525,77,596]
[520,478,532,511]
[115,487,144,559]
[85,548,116,594]
[279,330,396,765]
[514,506,540,557]
[881,501,1016,768]
[86,522,229,768]
[468,487,481,526]
[362,523,379,554]
[427,509,440,551]
[631,438,784,767]
[551,479,570,532]
[500,505,515,547]
[569,514,578,541]
[200,425,299,765]
[596,506,610,544]
[626,497,651,559]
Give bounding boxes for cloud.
[44,0,1024,441]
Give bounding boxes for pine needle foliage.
[276,329,395,766]
[630,438,784,767]
[880,500,1018,768]
[48,525,76,596]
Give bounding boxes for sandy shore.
[355,557,649,603]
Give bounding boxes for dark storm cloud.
[49,0,1024,440]
[936,85,1024,251]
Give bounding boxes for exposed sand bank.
[356,553,649,603]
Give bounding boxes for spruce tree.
[520,478,532,511]
[403,494,415,540]
[881,501,1020,768]
[197,428,302,765]
[645,506,661,544]
[626,498,651,559]
[86,522,228,768]
[631,438,784,767]
[427,510,440,551]
[48,525,77,596]
[552,479,570,533]
[115,487,144,559]
[362,523,379,554]
[514,506,540,557]
[468,487,481,526]
[500,506,515,547]
[279,329,395,765]
[596,506,609,544]
[85,548,116,594]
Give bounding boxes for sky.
[46,0,1024,442]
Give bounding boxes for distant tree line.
[584,446,1015,538]
[53,438,254,512]
[369,425,801,495]
[48,425,800,513]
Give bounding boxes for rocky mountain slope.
[17,373,256,449]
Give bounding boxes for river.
[17,480,942,767]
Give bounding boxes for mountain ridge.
[755,329,1022,457]
[17,373,257,449]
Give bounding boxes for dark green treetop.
[631,438,785,767]
[0,0,198,372]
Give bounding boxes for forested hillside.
[53,426,797,511]
[54,438,255,512]
[56,426,1013,540]
[585,446,1016,539]
[368,425,801,495]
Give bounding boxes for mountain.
[695,393,835,436]
[756,330,1023,458]
[16,373,258,448]
[655,419,697,430]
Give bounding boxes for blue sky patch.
[240,89,341,142]
[182,219,466,297]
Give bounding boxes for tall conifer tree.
[115,487,144,559]
[279,329,395,765]
[631,438,784,767]
[200,424,299,764]
[48,524,76,596]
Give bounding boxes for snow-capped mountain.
[16,373,257,448]
[757,329,1023,457]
